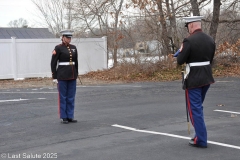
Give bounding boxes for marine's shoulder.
[55,43,64,48]
[186,32,202,42]
[69,44,76,48]
[191,31,214,42]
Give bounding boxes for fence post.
[102,36,108,68]
[11,37,18,80]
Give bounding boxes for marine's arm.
[177,38,191,65]
[51,46,60,79]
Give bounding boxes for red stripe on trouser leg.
[186,89,194,126]
[194,137,198,144]
[58,83,60,118]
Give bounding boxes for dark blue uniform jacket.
[177,29,215,89]
[51,43,78,80]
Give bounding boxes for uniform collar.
[62,42,70,46]
[191,29,202,35]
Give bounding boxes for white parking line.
[216,81,232,83]
[112,124,240,150]
[0,92,57,94]
[214,110,240,115]
[0,98,28,103]
[0,98,46,103]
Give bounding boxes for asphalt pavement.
[0,77,240,160]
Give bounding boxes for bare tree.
[209,0,221,40]
[203,0,240,45]
[31,0,240,65]
[31,0,76,36]
[111,0,124,67]
[66,0,74,29]
[156,0,171,55]
[8,18,29,28]
[190,0,200,15]
[73,0,127,67]
[130,0,194,55]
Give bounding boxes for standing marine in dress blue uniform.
[176,16,215,148]
[51,29,78,124]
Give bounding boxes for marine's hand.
[52,50,56,55]
[168,54,174,58]
[180,44,183,52]
[53,79,58,84]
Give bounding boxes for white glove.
[53,79,58,84]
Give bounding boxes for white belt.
[59,62,75,65]
[189,61,210,67]
[184,61,210,79]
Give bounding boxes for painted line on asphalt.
[0,98,28,103]
[0,98,46,103]
[216,81,232,83]
[112,124,240,150]
[0,92,58,94]
[214,110,240,115]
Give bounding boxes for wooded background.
[30,0,240,68]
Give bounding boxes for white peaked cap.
[60,29,74,37]
[183,16,204,24]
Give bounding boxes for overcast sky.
[0,0,44,27]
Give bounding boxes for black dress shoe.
[61,118,69,124]
[189,139,207,148]
[67,118,77,123]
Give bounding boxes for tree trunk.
[209,0,221,41]
[113,0,124,67]
[165,0,172,37]
[190,0,200,16]
[67,0,72,29]
[156,0,171,55]
[168,0,178,52]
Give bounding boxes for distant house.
[0,28,55,39]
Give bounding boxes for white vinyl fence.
[0,37,107,80]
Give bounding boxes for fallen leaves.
[83,60,240,82]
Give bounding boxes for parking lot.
[0,77,240,160]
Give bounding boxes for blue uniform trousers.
[186,84,210,147]
[58,80,76,119]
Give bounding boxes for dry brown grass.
[0,60,239,89]
[83,58,240,83]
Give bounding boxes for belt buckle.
[69,62,73,65]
